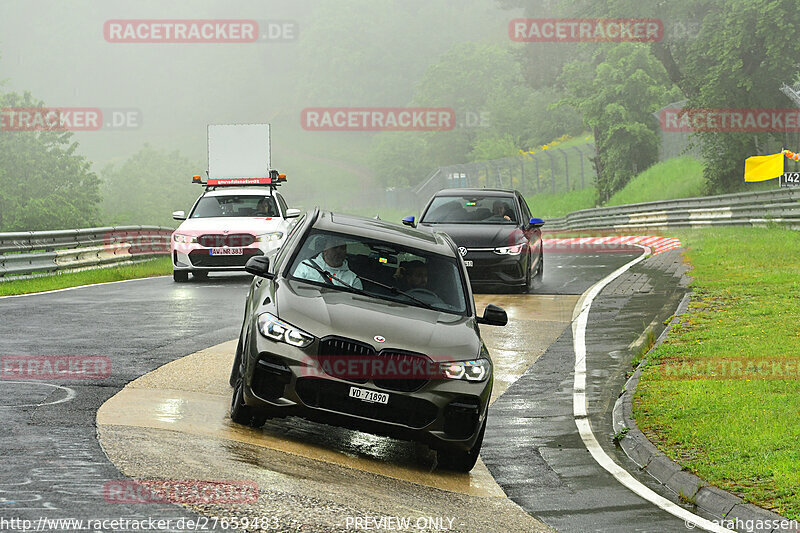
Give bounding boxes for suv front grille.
[317,336,432,392]
[295,378,437,428]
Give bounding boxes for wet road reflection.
[98,293,577,499]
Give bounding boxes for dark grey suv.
[228,209,508,471]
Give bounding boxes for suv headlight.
[173,233,197,243]
[440,359,490,382]
[257,313,314,348]
[493,243,524,255]
[256,232,284,243]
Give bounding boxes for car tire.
[173,270,189,282]
[192,270,209,280]
[536,250,544,283]
[534,249,544,282]
[230,377,267,428]
[519,252,533,294]
[229,337,243,388]
[436,417,486,472]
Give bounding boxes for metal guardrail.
[544,188,800,232]
[0,225,173,278]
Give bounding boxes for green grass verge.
[0,257,172,297]
[606,156,705,206]
[524,157,705,219]
[633,226,800,519]
[526,187,598,219]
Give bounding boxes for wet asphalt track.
[0,249,708,532]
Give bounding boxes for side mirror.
[245,256,274,279]
[529,217,545,228]
[476,304,508,326]
[285,208,301,219]
[401,216,416,228]
[172,210,186,221]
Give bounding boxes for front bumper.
[240,327,492,452]
[462,250,528,287]
[172,242,279,272]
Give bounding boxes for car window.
[288,229,468,315]
[420,195,518,224]
[276,194,288,216]
[190,195,278,218]
[273,213,307,271]
[518,195,532,222]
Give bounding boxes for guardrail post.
[534,156,540,194]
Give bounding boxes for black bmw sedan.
[403,189,544,292]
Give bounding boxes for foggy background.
[2,0,798,230]
[0,0,524,226]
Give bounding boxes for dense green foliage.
[497,0,800,196]
[0,92,101,231]
[560,44,681,201]
[2,0,800,230]
[100,144,201,227]
[368,43,584,186]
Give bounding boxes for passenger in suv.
[229,209,508,471]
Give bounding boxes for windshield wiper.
[357,275,439,312]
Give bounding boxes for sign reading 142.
[780,172,800,187]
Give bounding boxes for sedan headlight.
[493,243,525,255]
[173,233,197,243]
[257,313,314,348]
[256,232,284,243]
[440,359,490,382]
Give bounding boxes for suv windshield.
[288,230,469,315]
[421,195,518,224]
[190,195,279,218]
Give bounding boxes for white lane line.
[0,381,76,408]
[572,245,734,533]
[0,275,169,300]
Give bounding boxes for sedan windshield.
[190,195,279,218]
[288,230,469,315]
[421,196,518,224]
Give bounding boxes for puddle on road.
[98,293,578,499]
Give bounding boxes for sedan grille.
[198,233,255,247]
[188,248,261,267]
